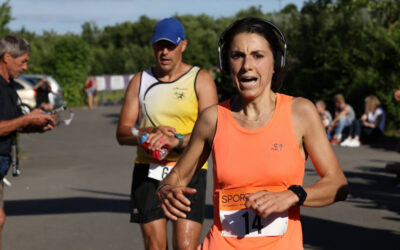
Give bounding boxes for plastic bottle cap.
[139,133,148,145]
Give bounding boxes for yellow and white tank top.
[136,66,207,169]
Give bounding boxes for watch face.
[175,133,184,139]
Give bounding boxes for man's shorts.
[0,155,10,181]
[130,163,207,224]
[0,155,9,208]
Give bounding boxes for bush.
[50,35,92,106]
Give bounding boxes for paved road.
[3,106,400,250]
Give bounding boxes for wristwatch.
[174,133,184,150]
[288,185,307,206]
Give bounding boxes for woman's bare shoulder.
[291,97,317,116]
[291,97,321,133]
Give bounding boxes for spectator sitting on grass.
[340,95,385,147]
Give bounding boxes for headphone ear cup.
[222,55,229,73]
[218,45,230,73]
[274,51,283,71]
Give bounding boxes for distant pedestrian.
[85,75,98,109]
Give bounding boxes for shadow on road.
[363,135,399,152]
[302,215,400,250]
[103,113,120,124]
[345,165,400,217]
[302,161,400,249]
[5,196,399,249]
[70,188,130,198]
[5,197,129,215]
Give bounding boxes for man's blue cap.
[152,17,185,45]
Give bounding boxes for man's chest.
[0,86,20,120]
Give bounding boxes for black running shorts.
[130,163,207,224]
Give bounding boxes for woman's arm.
[157,105,218,220]
[295,98,349,206]
[246,98,348,219]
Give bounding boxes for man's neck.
[153,62,190,82]
[0,63,10,83]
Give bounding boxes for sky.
[8,0,305,35]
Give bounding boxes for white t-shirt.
[367,107,385,132]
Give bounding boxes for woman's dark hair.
[219,17,286,92]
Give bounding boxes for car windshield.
[21,75,61,92]
[18,75,37,86]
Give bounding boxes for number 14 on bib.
[219,187,289,238]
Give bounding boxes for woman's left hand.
[245,190,298,219]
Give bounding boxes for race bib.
[148,162,175,181]
[219,186,288,238]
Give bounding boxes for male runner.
[117,17,218,249]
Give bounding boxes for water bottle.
[132,128,170,161]
[11,136,20,177]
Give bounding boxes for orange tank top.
[200,93,305,250]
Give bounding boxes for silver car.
[14,77,36,114]
[20,74,64,108]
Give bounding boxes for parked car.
[20,74,64,108]
[14,77,36,114]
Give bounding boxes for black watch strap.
[288,185,307,206]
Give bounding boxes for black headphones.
[218,18,287,73]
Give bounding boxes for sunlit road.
[3,105,400,250]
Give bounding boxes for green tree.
[181,14,220,69]
[4,0,397,130]
[0,0,11,37]
[283,0,399,129]
[81,21,101,45]
[22,31,57,74]
[49,35,92,106]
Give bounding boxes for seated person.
[316,100,332,139]
[328,94,355,145]
[341,95,385,147]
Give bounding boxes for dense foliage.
[1,0,399,129]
